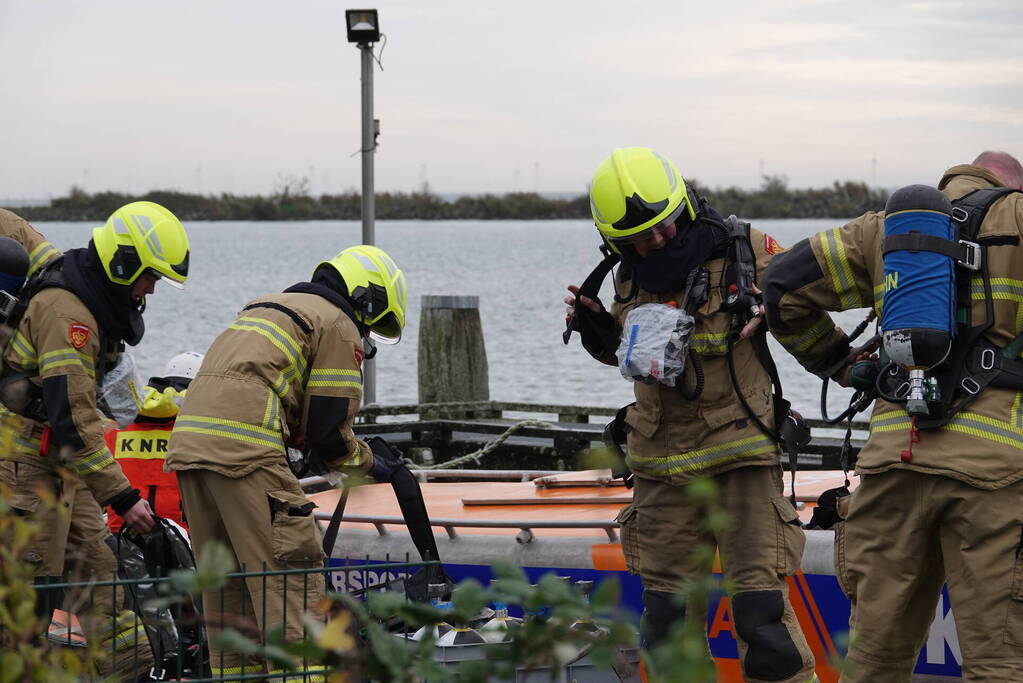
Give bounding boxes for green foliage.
[0,481,100,681]
[9,176,888,221]
[0,470,739,681]
[167,555,640,682]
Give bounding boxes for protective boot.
[731,589,811,682]
[641,588,685,649]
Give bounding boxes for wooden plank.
[462,495,632,506]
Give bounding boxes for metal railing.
[6,558,433,682]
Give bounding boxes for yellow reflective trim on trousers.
[819,227,863,310]
[39,348,95,376]
[692,332,728,355]
[10,329,37,367]
[27,241,60,276]
[269,667,330,683]
[774,313,832,353]
[627,433,778,476]
[307,367,362,389]
[73,446,116,476]
[175,415,285,452]
[105,623,148,652]
[210,664,262,681]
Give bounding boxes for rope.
[409,419,554,470]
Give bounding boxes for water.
[33,218,869,418]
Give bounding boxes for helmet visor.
[160,275,185,290]
[608,203,686,244]
[368,312,402,345]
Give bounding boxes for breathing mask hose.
[726,334,779,442]
[676,348,704,401]
[818,314,880,425]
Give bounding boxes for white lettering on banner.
[924,593,961,666]
[329,569,409,593]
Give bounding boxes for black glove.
[575,298,619,360]
[367,436,405,483]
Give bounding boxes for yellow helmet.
[589,147,697,252]
[92,201,190,288]
[315,245,407,343]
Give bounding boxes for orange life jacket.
[105,418,184,532]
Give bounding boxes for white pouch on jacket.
[616,303,695,386]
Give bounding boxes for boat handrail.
[299,469,567,491]
[312,511,620,543]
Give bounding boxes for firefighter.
[105,351,204,533]
[0,201,190,679]
[565,147,817,683]
[0,207,61,278]
[165,245,408,681]
[762,151,1023,681]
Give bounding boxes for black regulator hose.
[676,348,704,401]
[726,336,780,442]
[819,312,881,425]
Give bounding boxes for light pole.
[345,8,381,404]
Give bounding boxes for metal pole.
[360,42,375,245]
[359,41,377,404]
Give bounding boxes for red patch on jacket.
[353,347,364,367]
[764,234,783,255]
[68,323,91,349]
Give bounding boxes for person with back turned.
[166,245,409,681]
[564,147,817,683]
[763,151,1023,681]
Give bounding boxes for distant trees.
[695,175,888,219]
[9,176,887,222]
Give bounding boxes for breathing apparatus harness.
[818,187,1023,471]
[566,200,809,501]
[0,256,123,423]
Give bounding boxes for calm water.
[34,219,869,418]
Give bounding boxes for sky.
[1,0,1020,200]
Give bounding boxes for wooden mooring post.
[418,295,491,418]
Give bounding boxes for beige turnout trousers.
[619,465,816,683]
[0,460,153,679]
[837,470,1023,682]
[177,461,327,677]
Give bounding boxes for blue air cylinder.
[880,184,956,414]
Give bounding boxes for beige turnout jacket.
[167,291,371,478]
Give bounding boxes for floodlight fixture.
[345,9,380,44]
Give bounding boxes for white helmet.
[164,352,204,380]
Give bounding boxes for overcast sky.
[1,0,1020,199]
